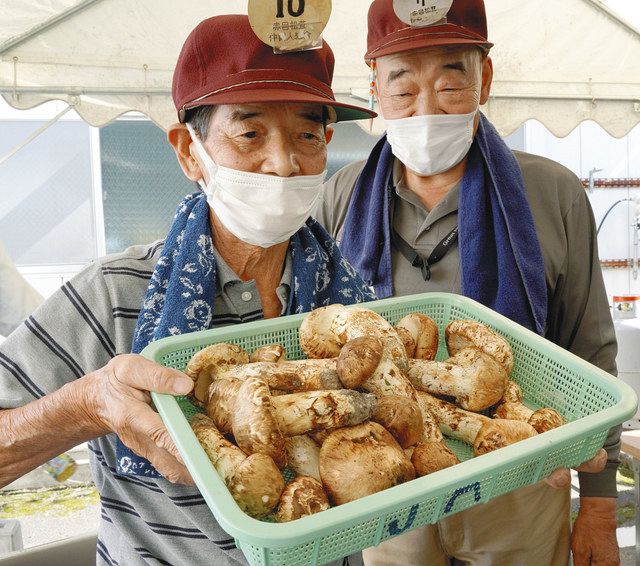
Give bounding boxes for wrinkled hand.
[571,497,619,565]
[83,354,195,485]
[544,448,608,489]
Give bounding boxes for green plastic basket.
[146,292,637,566]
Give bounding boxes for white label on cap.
[249,0,332,53]
[393,0,454,28]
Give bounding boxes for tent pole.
[0,0,106,56]
[0,104,74,166]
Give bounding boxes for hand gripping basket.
[146,292,637,566]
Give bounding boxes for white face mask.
[186,123,326,248]
[385,110,477,177]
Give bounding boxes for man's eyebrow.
[443,61,467,73]
[299,110,324,124]
[229,110,262,122]
[386,68,410,85]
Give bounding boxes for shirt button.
[241,291,253,302]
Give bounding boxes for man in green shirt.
[317,1,619,564]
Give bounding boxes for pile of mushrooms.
[185,304,565,522]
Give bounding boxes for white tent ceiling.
[1,0,639,137]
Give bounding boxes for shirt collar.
[392,157,461,225]
[213,245,292,313]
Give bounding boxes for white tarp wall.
[1,0,639,137]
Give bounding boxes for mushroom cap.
[528,408,566,433]
[231,376,287,469]
[185,343,249,405]
[319,422,416,506]
[394,325,417,358]
[411,441,460,476]
[299,304,346,358]
[473,419,538,456]
[336,336,384,389]
[228,453,285,518]
[206,377,242,433]
[396,313,439,361]
[502,380,523,403]
[372,395,424,448]
[309,429,332,445]
[446,347,509,411]
[275,476,331,522]
[250,344,286,364]
[445,320,514,375]
[285,436,321,481]
[333,308,409,372]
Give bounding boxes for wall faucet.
[588,167,603,193]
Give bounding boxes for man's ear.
[480,55,493,105]
[325,125,334,145]
[167,123,204,182]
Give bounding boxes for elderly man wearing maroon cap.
[318,1,619,565]
[0,15,375,566]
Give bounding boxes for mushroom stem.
[416,391,493,443]
[219,359,341,392]
[494,381,566,433]
[285,436,321,481]
[208,378,377,438]
[272,390,378,436]
[408,347,508,411]
[191,413,284,518]
[416,392,537,456]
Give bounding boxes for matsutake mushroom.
[407,347,508,411]
[416,392,537,456]
[395,313,439,360]
[336,336,417,400]
[185,343,249,406]
[218,359,341,392]
[275,476,330,522]
[210,376,377,459]
[408,391,460,476]
[319,422,415,505]
[299,305,408,372]
[372,395,424,448]
[231,376,288,469]
[250,344,286,364]
[285,435,321,481]
[191,413,284,518]
[446,320,514,375]
[494,381,565,433]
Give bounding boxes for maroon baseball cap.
[365,0,493,61]
[172,14,376,123]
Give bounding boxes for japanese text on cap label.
[393,0,454,28]
[248,0,332,53]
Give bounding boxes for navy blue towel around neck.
[116,191,375,478]
[339,113,547,335]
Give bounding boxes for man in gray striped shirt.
[0,15,376,565]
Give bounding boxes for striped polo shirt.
[0,240,352,566]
